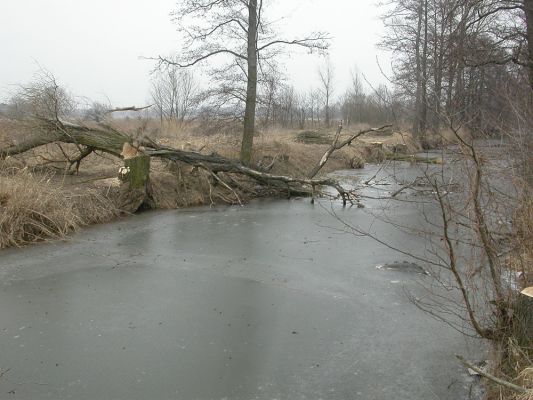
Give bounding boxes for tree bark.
[420,0,429,142]
[117,155,152,212]
[0,119,129,158]
[123,155,151,190]
[525,0,533,184]
[431,5,445,129]
[241,0,258,166]
[524,0,533,92]
[412,0,424,140]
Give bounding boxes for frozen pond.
[0,162,483,399]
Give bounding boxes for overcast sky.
[0,0,391,106]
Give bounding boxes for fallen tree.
[0,117,391,208]
[308,122,393,178]
[1,118,129,157]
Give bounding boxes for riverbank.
[0,170,485,400]
[2,120,531,398]
[0,121,420,248]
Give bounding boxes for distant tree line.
[380,0,532,144]
[147,62,398,131]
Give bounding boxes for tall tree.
[524,0,533,90]
[318,60,335,127]
[150,66,199,126]
[157,0,329,165]
[381,0,529,137]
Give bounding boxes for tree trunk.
[117,154,152,212]
[525,0,533,92]
[445,7,456,116]
[453,7,468,121]
[420,0,429,144]
[0,119,129,158]
[432,13,445,129]
[325,90,330,128]
[412,0,424,139]
[240,0,258,166]
[523,0,533,184]
[123,155,151,190]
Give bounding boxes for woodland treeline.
[0,3,532,391]
[146,64,395,130]
[3,1,530,160]
[381,0,532,146]
[126,0,533,160]
[117,1,529,144]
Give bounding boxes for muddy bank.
[0,127,421,248]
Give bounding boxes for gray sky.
[0,0,391,106]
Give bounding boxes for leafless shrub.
[7,69,75,120]
[83,101,110,123]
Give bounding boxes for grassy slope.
[0,118,416,247]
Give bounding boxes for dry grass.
[515,367,533,399]
[514,392,533,400]
[149,124,419,178]
[0,168,119,248]
[507,337,533,386]
[295,130,333,145]
[487,196,533,400]
[0,118,421,248]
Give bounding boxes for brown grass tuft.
[494,196,533,400]
[0,168,119,248]
[514,392,533,400]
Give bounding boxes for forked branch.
[308,123,392,179]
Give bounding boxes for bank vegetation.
[0,0,532,397]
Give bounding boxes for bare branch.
[105,105,153,114]
[156,50,247,69]
[455,355,528,394]
[308,124,393,179]
[257,34,331,53]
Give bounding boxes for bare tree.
[275,84,296,128]
[295,92,308,129]
[380,0,528,144]
[318,59,335,127]
[84,101,110,123]
[371,1,533,390]
[150,78,166,127]
[309,88,322,126]
[413,0,428,141]
[341,70,369,125]
[257,65,284,128]
[150,66,200,127]
[155,0,330,165]
[8,69,75,120]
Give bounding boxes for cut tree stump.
[116,154,152,212]
[122,154,151,189]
